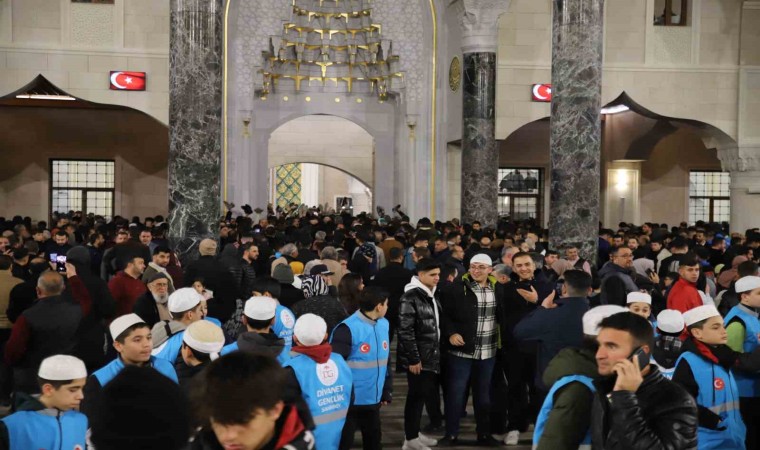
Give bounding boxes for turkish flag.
[109,71,146,91]
[531,84,552,102]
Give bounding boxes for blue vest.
[331,311,390,405]
[93,356,179,387]
[533,375,594,450]
[284,353,352,450]
[2,409,87,450]
[724,304,760,397]
[153,331,185,363]
[220,340,291,365]
[675,351,746,450]
[274,305,295,354]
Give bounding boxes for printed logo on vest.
[714,377,725,390]
[382,340,388,351]
[360,343,371,354]
[280,309,295,328]
[316,359,339,386]
[75,445,84,450]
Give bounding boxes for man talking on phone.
[592,312,698,449]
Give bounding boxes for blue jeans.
[444,354,496,437]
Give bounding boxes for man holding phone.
[592,312,698,449]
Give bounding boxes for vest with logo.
[274,305,295,354]
[532,375,594,450]
[332,311,390,405]
[284,353,352,450]
[93,355,179,387]
[674,351,745,450]
[2,409,87,450]
[219,341,291,365]
[724,304,760,397]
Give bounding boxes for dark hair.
[54,230,67,238]
[194,352,285,425]
[679,252,699,268]
[338,273,364,314]
[244,316,273,331]
[440,263,458,280]
[251,277,281,299]
[416,257,441,273]
[153,245,171,256]
[171,303,202,320]
[609,246,631,256]
[413,247,431,259]
[512,251,533,263]
[389,247,404,261]
[37,377,75,390]
[88,232,103,246]
[0,255,13,271]
[12,247,28,260]
[182,343,211,363]
[687,318,710,331]
[598,312,654,349]
[358,286,388,313]
[563,270,592,295]
[414,233,429,243]
[545,250,559,257]
[738,261,759,278]
[115,322,150,344]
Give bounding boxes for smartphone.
[646,268,654,276]
[55,255,67,273]
[630,346,650,370]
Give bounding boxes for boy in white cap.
[650,310,686,379]
[533,305,627,450]
[152,287,206,363]
[0,355,88,449]
[220,296,290,365]
[724,275,760,449]
[284,313,352,450]
[252,278,296,356]
[626,292,653,322]
[673,305,746,449]
[81,313,178,416]
[176,320,225,391]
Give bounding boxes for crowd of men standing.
[0,211,760,449]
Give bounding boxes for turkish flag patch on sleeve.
[109,71,146,91]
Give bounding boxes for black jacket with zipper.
[397,277,441,373]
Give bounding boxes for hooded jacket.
[0,392,88,450]
[598,262,639,306]
[236,331,286,359]
[535,347,598,450]
[397,276,441,373]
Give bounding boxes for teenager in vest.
[627,292,655,329]
[284,313,352,450]
[176,319,225,393]
[152,287,206,363]
[650,310,686,379]
[191,352,316,450]
[673,305,746,450]
[0,355,87,450]
[533,305,626,450]
[81,313,178,416]
[397,258,442,450]
[331,287,391,450]
[221,296,290,365]
[724,275,760,449]
[253,277,296,355]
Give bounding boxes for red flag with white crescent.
[531,84,552,102]
[109,71,146,91]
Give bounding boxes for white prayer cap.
[183,320,225,361]
[168,287,203,313]
[735,276,760,294]
[683,305,721,327]
[38,355,87,381]
[627,292,652,305]
[244,296,277,321]
[582,305,628,336]
[294,313,327,346]
[656,310,685,334]
[470,254,493,267]
[110,313,147,340]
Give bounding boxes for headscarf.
[718,255,748,289]
[551,259,575,280]
[301,275,330,298]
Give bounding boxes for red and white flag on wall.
[109,71,146,91]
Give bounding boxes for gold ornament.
[449,57,461,92]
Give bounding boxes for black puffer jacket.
[397,277,441,373]
[591,366,698,450]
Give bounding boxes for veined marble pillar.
[548,0,604,261]
[718,146,760,233]
[459,0,509,227]
[168,0,223,261]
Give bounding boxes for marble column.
[168,0,223,262]
[459,0,509,227]
[548,0,604,262]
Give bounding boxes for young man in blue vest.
[650,309,686,379]
[252,277,296,353]
[0,355,88,449]
[285,313,352,450]
[532,305,627,450]
[81,313,178,416]
[331,287,391,450]
[724,275,760,449]
[673,305,746,449]
[176,319,226,392]
[221,296,290,365]
[152,287,206,362]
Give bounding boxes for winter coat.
[64,270,115,373]
[536,347,598,450]
[439,274,503,355]
[369,262,413,330]
[235,331,286,359]
[501,270,555,348]
[184,255,239,323]
[292,294,348,334]
[591,366,698,450]
[132,291,171,329]
[397,277,441,373]
[598,262,639,306]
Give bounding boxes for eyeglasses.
[470,265,490,271]
[615,253,633,259]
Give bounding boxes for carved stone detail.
[460,0,510,54]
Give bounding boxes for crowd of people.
[1,208,760,449]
